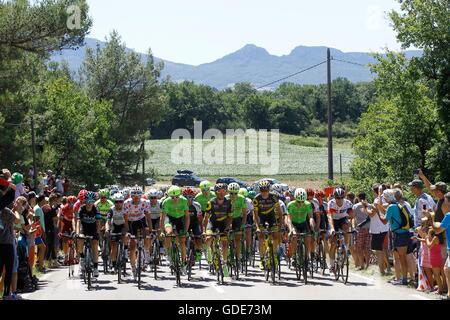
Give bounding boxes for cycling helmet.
[168,185,182,197]
[259,180,271,191]
[67,196,77,205]
[306,188,315,197]
[157,190,164,198]
[121,188,131,198]
[227,182,240,193]
[315,190,325,198]
[239,188,248,197]
[78,189,88,201]
[294,188,307,202]
[182,188,196,197]
[248,190,257,199]
[148,189,159,198]
[271,184,283,194]
[199,180,212,192]
[98,188,110,198]
[334,187,345,198]
[12,172,24,185]
[85,191,97,203]
[112,193,125,202]
[130,186,143,197]
[110,185,120,195]
[214,183,228,192]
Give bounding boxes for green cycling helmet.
[248,190,257,199]
[239,188,248,197]
[199,180,212,191]
[98,188,110,198]
[167,185,182,197]
[227,182,240,193]
[12,172,24,185]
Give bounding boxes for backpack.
[393,204,414,232]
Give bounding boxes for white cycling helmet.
[112,193,124,202]
[130,185,143,197]
[148,189,159,198]
[271,183,284,194]
[294,188,307,202]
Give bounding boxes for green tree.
[389,0,450,181]
[80,31,165,178]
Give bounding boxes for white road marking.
[349,272,375,283]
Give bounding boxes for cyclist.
[315,190,330,260]
[327,187,354,273]
[105,192,129,274]
[226,183,247,264]
[123,185,152,279]
[306,188,321,258]
[195,180,215,221]
[58,195,77,265]
[240,188,254,257]
[95,188,113,250]
[253,180,283,270]
[73,189,87,215]
[147,189,161,230]
[286,188,315,265]
[161,186,190,274]
[121,188,131,201]
[203,183,233,276]
[183,188,203,263]
[75,191,101,278]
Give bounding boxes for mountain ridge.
[50,37,422,89]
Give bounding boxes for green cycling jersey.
[287,200,312,224]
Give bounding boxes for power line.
[256,60,327,90]
[331,57,368,68]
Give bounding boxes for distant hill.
[51,38,422,89]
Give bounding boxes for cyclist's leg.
[129,221,138,267]
[232,218,242,259]
[258,215,267,258]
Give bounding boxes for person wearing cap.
[431,192,450,299]
[33,194,47,272]
[408,179,436,228]
[12,172,25,200]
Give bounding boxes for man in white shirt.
[409,179,436,227]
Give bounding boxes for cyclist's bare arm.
[184,210,190,234]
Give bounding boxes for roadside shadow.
[138,284,168,291]
[345,281,370,287]
[223,282,254,288]
[180,282,208,289]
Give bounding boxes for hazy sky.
[86,0,404,65]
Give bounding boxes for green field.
[145,133,354,178]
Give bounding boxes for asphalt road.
[21,254,434,300]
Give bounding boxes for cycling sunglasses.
[114,200,124,204]
[150,197,158,200]
[171,195,179,199]
[335,196,344,200]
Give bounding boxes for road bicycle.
[77,235,94,290]
[60,233,77,278]
[332,229,357,284]
[165,233,182,287]
[110,232,128,284]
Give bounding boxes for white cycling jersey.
[123,198,150,222]
[327,198,353,220]
[107,207,126,226]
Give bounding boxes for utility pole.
[142,140,145,191]
[31,115,38,190]
[327,48,333,181]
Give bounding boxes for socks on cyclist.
[93,263,98,269]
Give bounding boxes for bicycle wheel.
[214,241,224,284]
[137,247,142,289]
[152,241,159,280]
[320,240,327,275]
[340,246,349,284]
[334,246,341,281]
[298,239,307,284]
[172,242,181,286]
[187,241,194,281]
